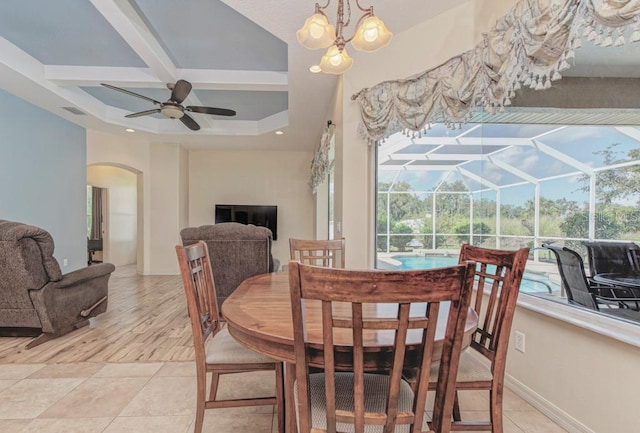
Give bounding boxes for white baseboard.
[504,374,596,433]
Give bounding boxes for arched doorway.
[87,164,142,273]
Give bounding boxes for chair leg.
[194,368,208,433]
[275,363,285,433]
[452,390,462,422]
[285,362,298,433]
[209,371,220,402]
[490,385,504,433]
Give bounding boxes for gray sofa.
[180,222,278,307]
[0,220,115,348]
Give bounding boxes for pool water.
[391,255,558,294]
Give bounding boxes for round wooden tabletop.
[222,272,478,368]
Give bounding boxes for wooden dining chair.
[288,260,475,433]
[403,244,529,433]
[448,245,529,433]
[176,241,284,433]
[289,238,345,268]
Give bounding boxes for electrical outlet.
[515,331,526,353]
[63,258,68,267]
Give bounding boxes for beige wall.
[149,143,185,275]
[87,129,151,274]
[87,165,137,267]
[507,301,640,433]
[188,149,315,265]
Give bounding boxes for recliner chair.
[0,220,115,348]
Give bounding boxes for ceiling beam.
[178,69,288,92]
[90,0,177,83]
[532,138,594,175]
[487,156,539,184]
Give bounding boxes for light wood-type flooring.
[0,265,194,364]
[0,265,570,433]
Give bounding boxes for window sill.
[516,293,640,348]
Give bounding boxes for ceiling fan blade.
[180,113,200,131]
[101,83,162,105]
[125,109,161,118]
[171,80,192,104]
[186,106,236,117]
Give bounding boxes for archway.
[87,163,144,274]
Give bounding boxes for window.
[375,123,640,324]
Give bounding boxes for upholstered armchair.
[0,220,115,348]
[180,222,279,307]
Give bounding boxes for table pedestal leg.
[285,362,297,433]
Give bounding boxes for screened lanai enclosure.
[376,123,640,304]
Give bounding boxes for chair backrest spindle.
[458,244,529,362]
[289,238,346,268]
[289,260,476,433]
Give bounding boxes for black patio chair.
[543,244,640,321]
[583,241,640,277]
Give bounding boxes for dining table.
[222,271,479,433]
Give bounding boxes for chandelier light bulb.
[296,13,336,50]
[350,15,393,52]
[319,45,353,74]
[298,1,391,74]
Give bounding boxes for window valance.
[309,122,336,193]
[352,0,640,143]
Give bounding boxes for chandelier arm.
[354,0,373,13]
[317,0,331,12]
[342,8,374,44]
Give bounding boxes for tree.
[454,222,493,245]
[560,211,623,240]
[377,181,424,226]
[580,144,640,206]
[390,223,414,252]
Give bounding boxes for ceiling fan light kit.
[297,0,392,74]
[100,79,236,131]
[161,104,184,119]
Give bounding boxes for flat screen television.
[215,204,278,240]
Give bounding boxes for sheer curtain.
[353,0,640,143]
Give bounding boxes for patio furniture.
[288,260,476,433]
[175,241,284,433]
[583,241,640,278]
[0,219,114,349]
[180,222,279,307]
[289,237,345,268]
[543,244,640,320]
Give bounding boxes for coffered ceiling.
[0,0,637,151]
[0,0,474,151]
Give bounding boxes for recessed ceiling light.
[309,65,322,73]
[125,128,135,133]
[275,130,284,135]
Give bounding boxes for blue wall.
[0,89,87,271]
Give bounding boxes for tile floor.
[0,362,567,433]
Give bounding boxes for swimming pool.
[389,255,558,294]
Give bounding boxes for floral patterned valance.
[309,122,335,193]
[353,0,640,143]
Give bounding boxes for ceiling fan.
[100,79,236,131]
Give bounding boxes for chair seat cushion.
[205,328,276,364]
[430,350,492,383]
[296,372,425,433]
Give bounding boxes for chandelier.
[297,1,392,74]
